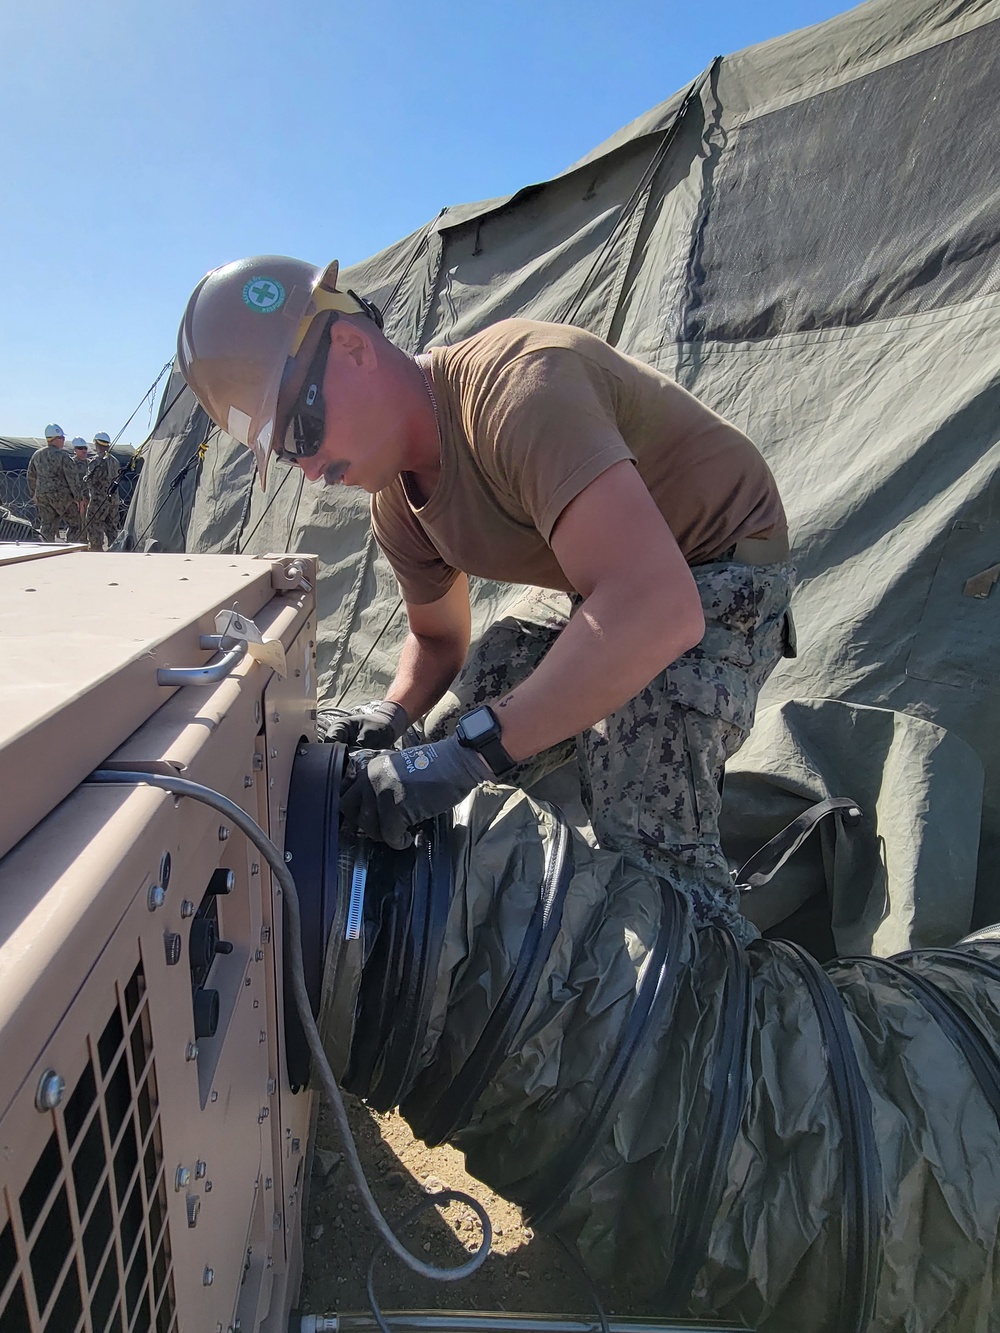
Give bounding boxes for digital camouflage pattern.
[425,560,795,944]
[26,444,83,541]
[66,454,91,542]
[85,451,121,550]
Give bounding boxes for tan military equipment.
[0,546,319,1332]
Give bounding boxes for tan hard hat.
[176,255,368,482]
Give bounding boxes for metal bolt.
[266,1077,276,1095]
[255,949,264,962]
[272,711,280,723]
[253,753,264,771]
[159,851,172,889]
[35,1069,64,1112]
[147,883,166,912]
[291,1138,301,1155]
[203,1267,214,1286]
[180,899,196,919]
[186,1195,200,1228]
[258,1106,270,1122]
[175,1166,191,1191]
[278,805,287,822]
[272,1211,282,1231]
[254,700,261,725]
[218,825,230,842]
[250,862,260,876]
[284,851,292,863]
[265,1177,273,1190]
[269,748,278,759]
[195,1160,207,1179]
[186,1042,199,1061]
[259,1030,267,1044]
[260,926,270,944]
[244,775,254,789]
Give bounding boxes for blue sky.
[0,0,853,444]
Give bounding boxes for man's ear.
[328,317,379,370]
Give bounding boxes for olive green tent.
[123,0,1000,952]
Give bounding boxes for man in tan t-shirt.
[178,255,794,942]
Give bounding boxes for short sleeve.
[371,481,461,605]
[473,348,635,542]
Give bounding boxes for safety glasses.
[272,314,336,464]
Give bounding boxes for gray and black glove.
[324,700,409,750]
[340,734,489,849]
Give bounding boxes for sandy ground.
[298,1096,626,1322]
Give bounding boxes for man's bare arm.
[492,460,705,762]
[384,574,472,723]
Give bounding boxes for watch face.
[460,707,496,741]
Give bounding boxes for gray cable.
[87,768,492,1283]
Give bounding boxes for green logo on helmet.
[242,277,286,314]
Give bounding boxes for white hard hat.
[93,432,112,445]
[71,437,88,449]
[44,424,65,440]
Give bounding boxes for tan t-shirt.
[371,320,786,604]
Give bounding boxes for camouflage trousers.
[425,561,795,943]
[87,506,119,551]
[35,499,77,542]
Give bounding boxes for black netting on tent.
[683,18,1000,341]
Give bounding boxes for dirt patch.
[299,1095,627,1320]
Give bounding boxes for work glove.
[340,734,490,849]
[324,700,409,750]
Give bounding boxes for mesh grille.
[0,964,177,1333]
[682,19,1000,340]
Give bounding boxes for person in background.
[66,440,91,543]
[26,426,84,541]
[85,433,121,551]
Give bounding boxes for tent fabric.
[124,0,1000,942]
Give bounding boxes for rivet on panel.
[175,1166,191,1191]
[186,1042,199,1061]
[218,826,230,842]
[159,851,172,889]
[147,884,166,912]
[195,1160,207,1179]
[180,900,196,919]
[203,1268,214,1286]
[35,1070,64,1112]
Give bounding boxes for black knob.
[193,988,219,1038]
[189,918,218,973]
[207,869,235,896]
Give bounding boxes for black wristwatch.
[455,705,516,777]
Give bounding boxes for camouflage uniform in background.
[26,445,83,541]
[425,560,795,945]
[85,451,121,551]
[65,453,91,543]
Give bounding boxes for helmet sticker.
[227,406,253,446]
[242,277,287,314]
